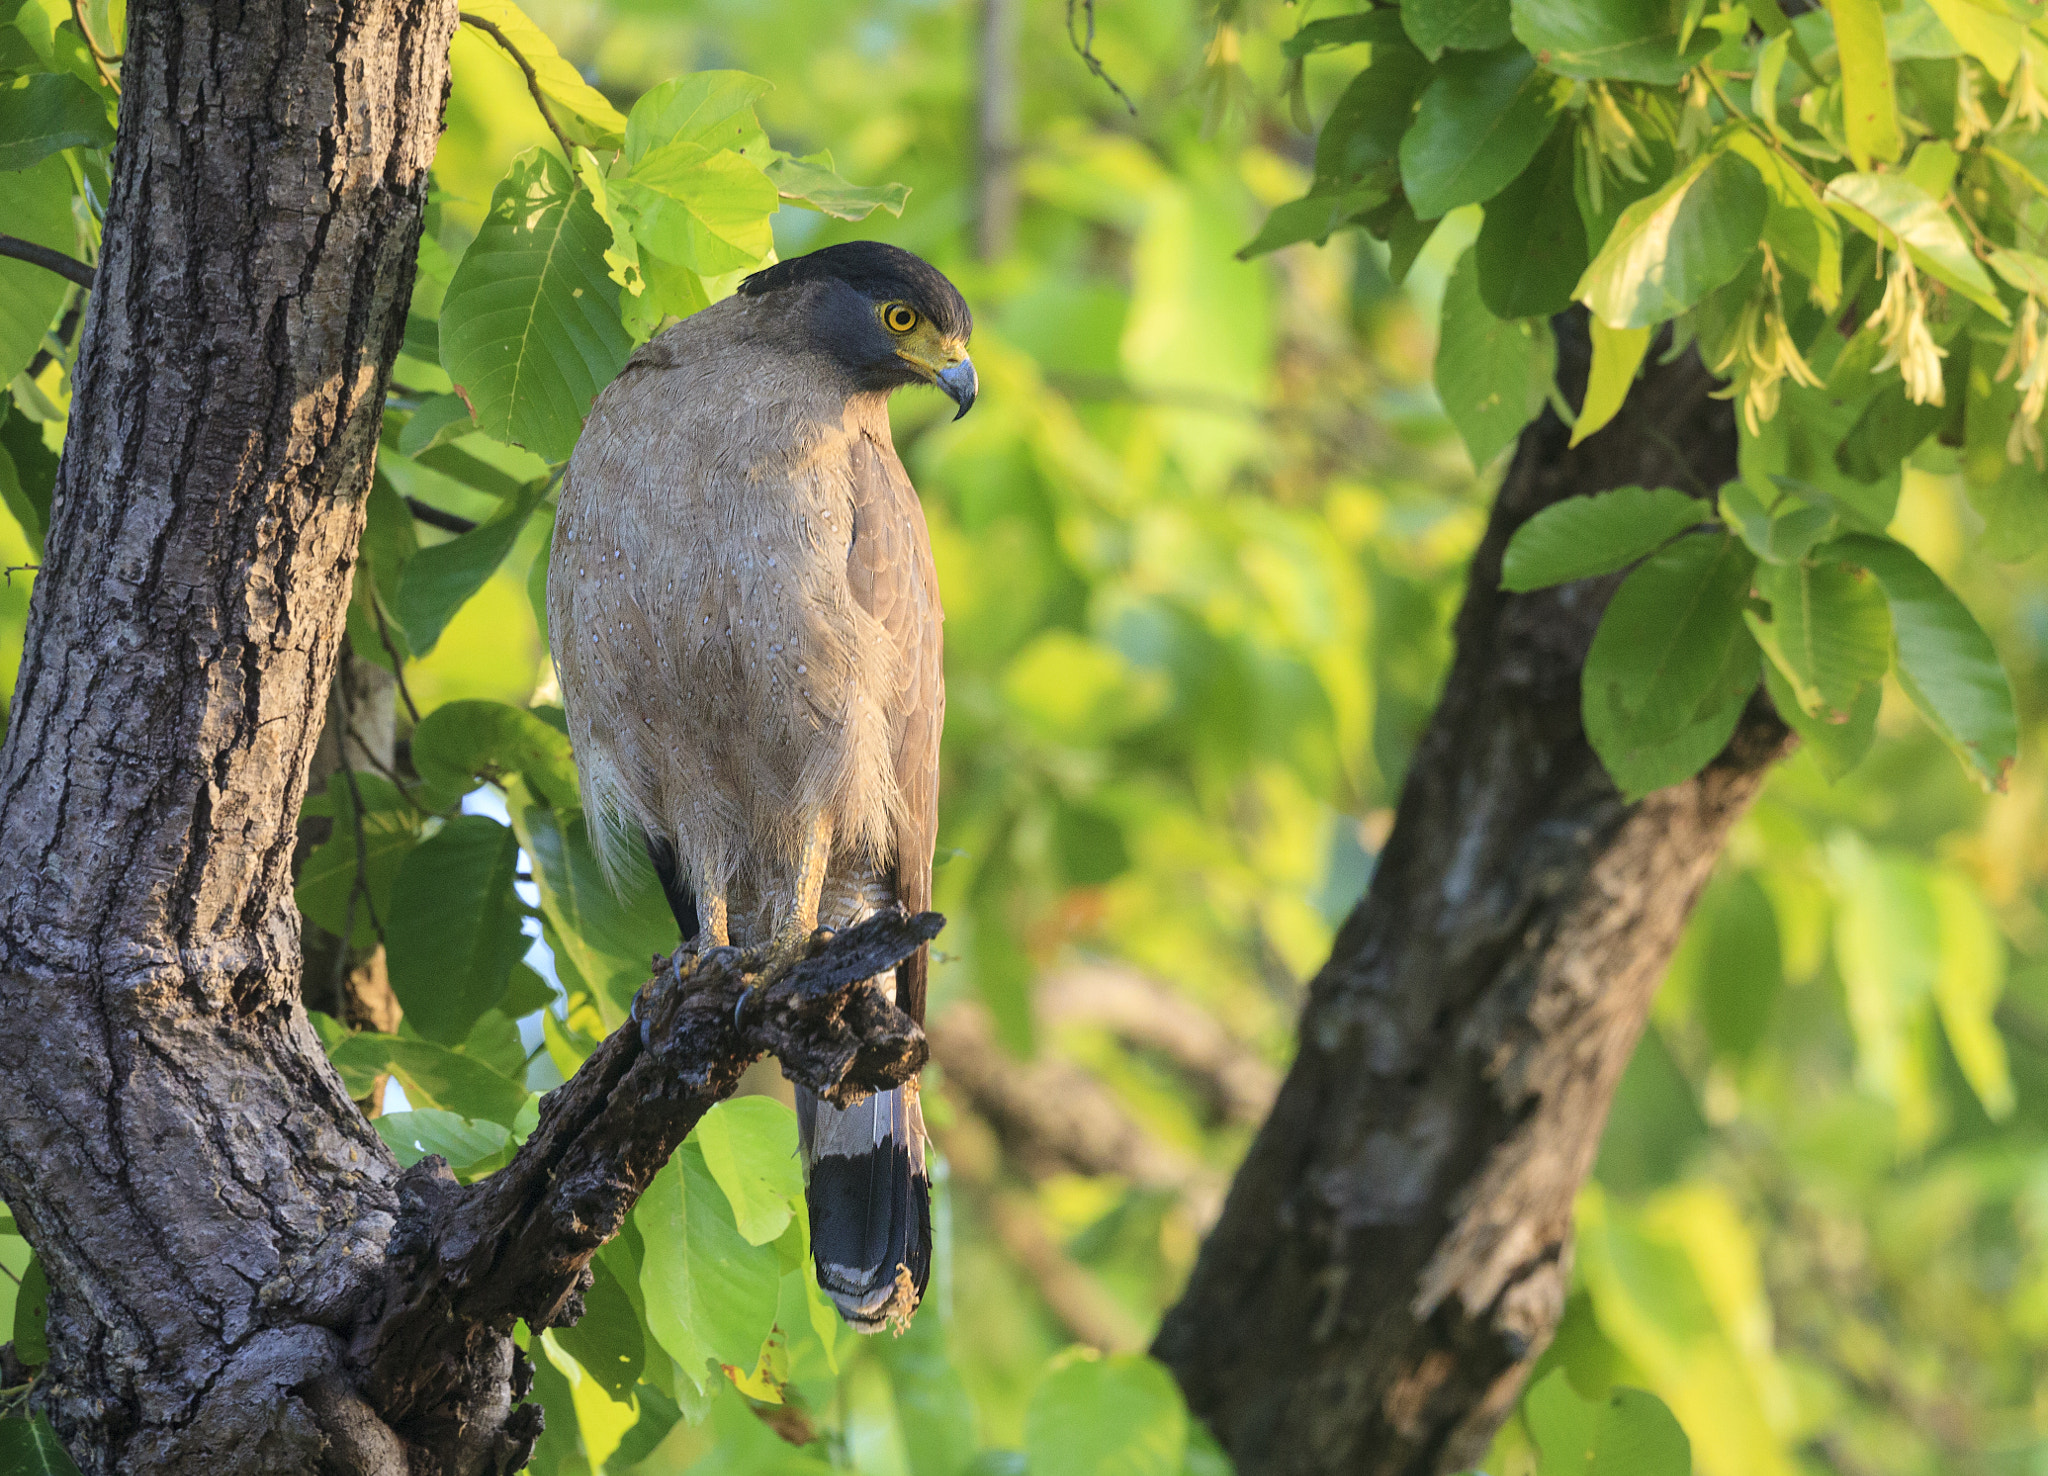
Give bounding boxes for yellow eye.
[884,303,919,333]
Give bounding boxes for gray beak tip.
[937,357,977,421]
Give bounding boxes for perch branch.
[351,910,941,1453]
[0,235,95,290]
[404,497,477,535]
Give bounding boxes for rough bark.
[0,0,456,1468]
[1154,319,1791,1474]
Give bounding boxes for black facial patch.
[740,240,973,341]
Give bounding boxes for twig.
[1,565,38,586]
[1065,0,1137,115]
[68,0,120,93]
[365,595,422,725]
[458,13,577,161]
[0,235,95,291]
[404,496,477,535]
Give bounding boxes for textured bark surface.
[0,1,455,1468]
[1154,319,1791,1475]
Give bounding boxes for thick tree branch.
[1156,315,1791,1474]
[353,912,939,1459]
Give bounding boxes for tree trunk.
[0,0,455,1468]
[1154,320,1791,1474]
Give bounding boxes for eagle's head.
[738,241,977,419]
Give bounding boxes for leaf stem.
[0,234,95,291]
[458,12,577,162]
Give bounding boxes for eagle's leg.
[769,812,835,967]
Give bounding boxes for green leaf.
[1583,533,1761,798]
[623,71,773,165]
[1829,0,1903,168]
[0,1415,82,1476]
[12,1254,47,1364]
[624,142,779,275]
[1718,479,1833,565]
[1023,1354,1188,1476]
[1571,319,1651,446]
[0,71,112,170]
[390,475,548,657]
[765,150,910,221]
[1744,558,1891,720]
[693,1098,803,1246]
[1723,132,1842,310]
[1436,248,1555,468]
[295,773,422,948]
[1823,172,2007,320]
[1398,46,1571,220]
[1988,246,2048,300]
[572,145,644,303]
[637,1140,782,1393]
[1502,486,1708,591]
[439,149,634,463]
[1403,0,1514,59]
[553,1250,646,1401]
[0,405,56,550]
[507,784,677,1029]
[411,698,581,811]
[384,815,525,1046]
[1697,872,1785,1061]
[1317,35,1433,190]
[374,1109,512,1171]
[397,393,478,457]
[1475,127,1587,319]
[1284,11,1404,56]
[1509,0,1718,82]
[1526,1370,1692,1476]
[458,0,626,147]
[0,154,74,388]
[1962,327,2048,562]
[1765,659,1878,780]
[1236,186,1391,259]
[327,1030,530,1125]
[1821,533,2019,790]
[1576,149,1769,329]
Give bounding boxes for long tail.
[795,1080,931,1333]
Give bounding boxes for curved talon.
[733,985,754,1033]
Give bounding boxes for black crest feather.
[740,241,972,340]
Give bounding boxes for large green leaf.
[1525,1370,1691,1476]
[0,154,74,388]
[1830,0,1903,168]
[439,149,634,463]
[1509,0,1717,82]
[1577,149,1769,329]
[0,71,112,171]
[325,1029,530,1125]
[1436,249,1555,468]
[553,1251,647,1401]
[1823,172,2006,319]
[374,1109,512,1172]
[1403,0,1513,58]
[0,1415,82,1476]
[1582,532,1761,798]
[692,1098,803,1247]
[1745,558,1892,720]
[1501,486,1709,591]
[1571,320,1652,447]
[1398,46,1571,220]
[384,815,526,1046]
[1822,533,2019,790]
[624,142,779,275]
[411,698,581,811]
[457,0,626,148]
[766,150,911,221]
[1718,479,1834,566]
[1475,127,1587,319]
[1316,37,1432,191]
[390,475,548,657]
[623,71,773,165]
[1723,131,1842,309]
[637,1140,782,1394]
[1023,1355,1188,1476]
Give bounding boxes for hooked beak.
[936,356,978,420]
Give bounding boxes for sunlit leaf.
[693,1098,803,1247]
[457,0,626,147]
[1509,0,1718,82]
[374,1109,511,1171]
[0,71,112,171]
[637,1141,782,1394]
[625,142,780,275]
[766,150,911,220]
[1823,172,2006,319]
[0,155,74,389]
[440,149,634,463]
[410,698,580,811]
[1828,0,1903,168]
[551,1253,647,1401]
[1398,45,1571,219]
[1571,319,1652,446]
[1744,558,1891,720]
[623,70,772,165]
[1928,868,2014,1119]
[1577,150,1770,329]
[1023,1354,1188,1476]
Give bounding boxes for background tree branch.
[1154,315,1792,1474]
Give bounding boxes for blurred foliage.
[5,0,2048,1473]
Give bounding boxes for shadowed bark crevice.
[1154,314,1792,1475]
